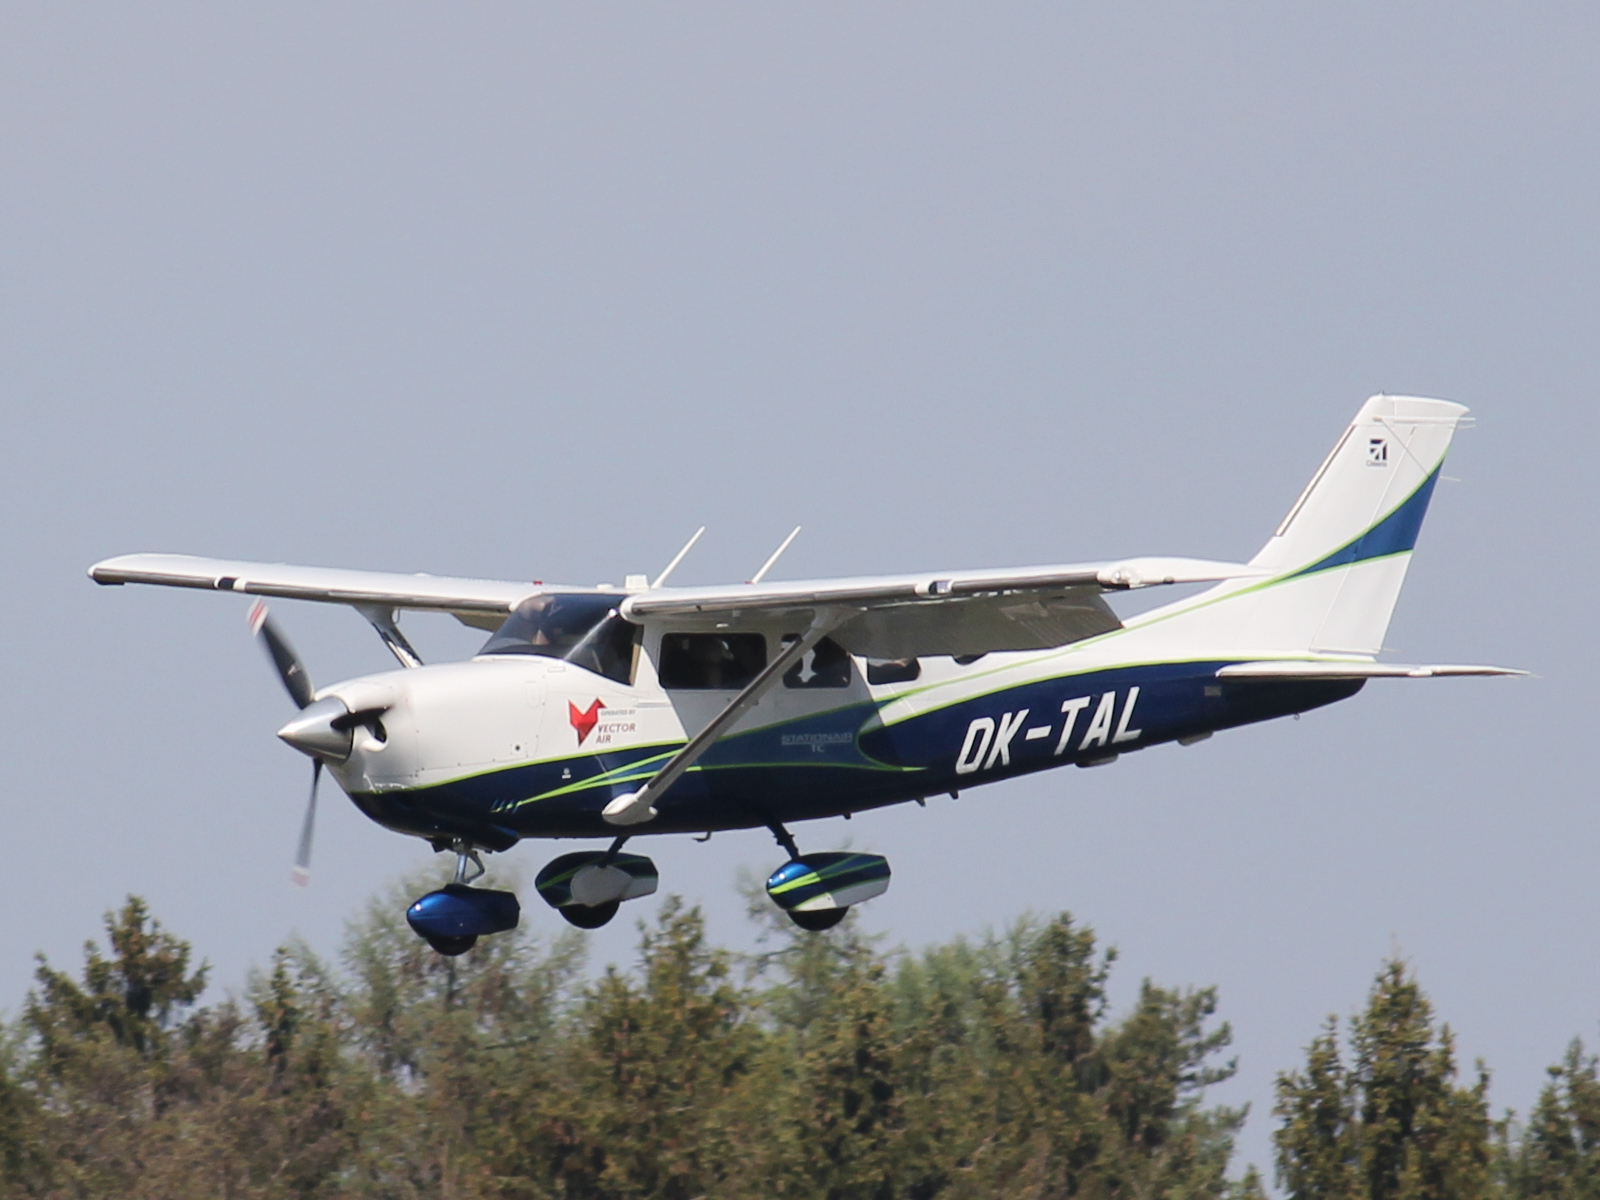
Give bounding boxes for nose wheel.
[406,840,521,956]
[423,934,479,956]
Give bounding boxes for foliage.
[9,884,1599,1198]
[1274,960,1502,1200]
[1500,1040,1600,1200]
[0,876,1254,1199]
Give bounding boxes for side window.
[866,657,920,686]
[658,633,767,690]
[782,635,852,689]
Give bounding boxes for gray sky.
[2,1,1594,1178]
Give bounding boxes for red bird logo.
[569,699,604,745]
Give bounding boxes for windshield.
[478,593,637,684]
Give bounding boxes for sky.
[2,1,1596,1179]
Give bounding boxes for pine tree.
[1273,960,1493,1200]
[0,886,1278,1198]
[532,897,762,1199]
[337,865,583,1196]
[26,895,208,1069]
[1504,1039,1600,1199]
[1006,913,1115,1196]
[1275,1019,1358,1200]
[888,933,1016,1197]
[1097,980,1245,1197]
[0,1027,43,1190]
[770,938,901,1200]
[1350,961,1491,1200]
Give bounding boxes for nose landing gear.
[406,841,521,956]
[763,824,891,932]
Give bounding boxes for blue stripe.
[1292,467,1441,578]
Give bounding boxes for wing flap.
[834,588,1121,658]
[89,554,536,617]
[620,556,1261,620]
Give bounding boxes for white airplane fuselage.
[315,596,1364,847]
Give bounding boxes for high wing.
[89,551,1265,659]
[621,556,1265,659]
[88,553,540,630]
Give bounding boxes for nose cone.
[277,696,354,761]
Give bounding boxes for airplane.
[89,395,1521,954]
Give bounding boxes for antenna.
[652,526,705,589]
[749,526,801,584]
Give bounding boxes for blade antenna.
[292,759,321,887]
[652,526,705,589]
[749,526,801,585]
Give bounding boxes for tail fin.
[1140,395,1470,658]
[1237,394,1468,656]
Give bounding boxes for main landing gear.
[405,842,521,957]
[534,837,659,929]
[762,823,891,933]
[405,828,892,954]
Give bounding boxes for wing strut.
[601,607,849,826]
[358,606,424,669]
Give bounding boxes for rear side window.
[658,633,767,690]
[866,657,920,685]
[783,635,852,688]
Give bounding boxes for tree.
[26,895,208,1069]
[0,1027,43,1190]
[1274,960,1493,1200]
[337,864,583,1196]
[766,929,901,1200]
[1503,1039,1600,1200]
[514,896,761,1199]
[1275,1019,1358,1200]
[1096,980,1246,1198]
[0,887,1268,1199]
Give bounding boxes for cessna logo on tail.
[569,699,603,744]
[955,688,1142,775]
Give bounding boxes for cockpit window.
[478,593,637,684]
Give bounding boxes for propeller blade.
[292,759,321,887]
[249,600,315,709]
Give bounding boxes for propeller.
[248,600,324,887]
[248,600,315,709]
[292,760,321,888]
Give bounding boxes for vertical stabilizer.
[1135,395,1471,659]
[1238,395,1468,656]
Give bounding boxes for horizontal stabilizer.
[1216,661,1526,680]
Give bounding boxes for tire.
[426,934,478,956]
[788,907,847,932]
[559,901,621,929]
